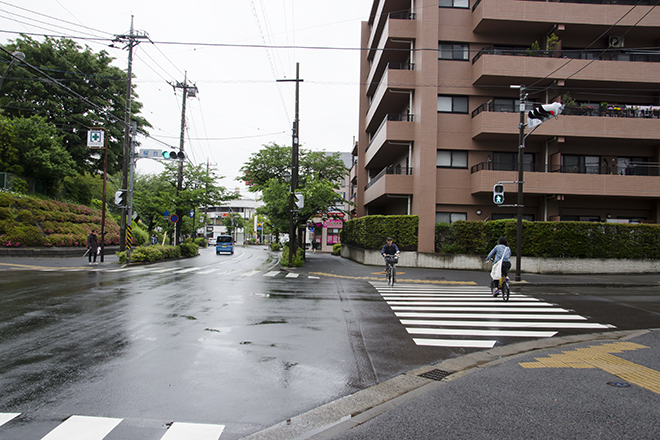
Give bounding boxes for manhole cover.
[418,369,452,381]
[607,382,631,388]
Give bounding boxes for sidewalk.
[242,328,660,440]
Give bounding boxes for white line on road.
[41,415,122,440]
[395,312,587,320]
[285,273,299,278]
[0,413,20,427]
[264,271,280,277]
[406,327,557,338]
[390,306,570,313]
[385,301,550,307]
[413,338,496,348]
[399,319,614,329]
[159,422,225,440]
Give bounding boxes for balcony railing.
[473,0,657,12]
[472,46,660,65]
[471,161,660,176]
[367,113,415,150]
[472,102,660,120]
[365,165,413,191]
[388,11,416,20]
[388,61,415,71]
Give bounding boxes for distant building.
[203,194,263,244]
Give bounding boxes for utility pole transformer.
[169,72,198,246]
[114,16,149,252]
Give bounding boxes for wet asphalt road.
[0,247,659,439]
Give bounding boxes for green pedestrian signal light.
[493,184,505,205]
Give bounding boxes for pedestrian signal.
[493,184,505,205]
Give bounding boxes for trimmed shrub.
[341,215,419,250]
[281,245,304,267]
[332,243,341,255]
[180,242,199,258]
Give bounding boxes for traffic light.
[162,150,185,160]
[527,102,564,126]
[493,184,505,205]
[114,189,127,207]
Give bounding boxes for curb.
[239,328,654,440]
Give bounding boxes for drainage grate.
[418,369,452,381]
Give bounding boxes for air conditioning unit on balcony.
[609,35,624,48]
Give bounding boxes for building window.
[562,155,600,174]
[493,152,535,172]
[439,0,469,8]
[438,95,468,114]
[493,98,516,113]
[437,150,468,168]
[327,228,340,245]
[439,43,469,61]
[436,212,467,224]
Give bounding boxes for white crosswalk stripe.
[0,413,225,440]
[370,282,615,348]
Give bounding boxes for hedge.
[341,215,419,250]
[436,220,660,259]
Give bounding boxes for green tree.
[222,213,246,237]
[240,143,349,249]
[1,36,151,176]
[9,115,77,196]
[132,163,237,240]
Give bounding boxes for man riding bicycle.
[381,237,400,274]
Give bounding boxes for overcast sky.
[0,0,372,194]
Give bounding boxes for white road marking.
[413,338,496,348]
[390,306,570,313]
[395,312,587,320]
[406,327,557,338]
[41,415,122,440]
[263,271,280,277]
[285,273,299,278]
[0,413,20,427]
[399,319,615,329]
[160,421,225,440]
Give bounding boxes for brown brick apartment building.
[352,0,660,253]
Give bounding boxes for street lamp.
[0,50,26,89]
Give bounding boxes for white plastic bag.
[490,258,503,281]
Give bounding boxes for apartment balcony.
[471,50,660,88]
[350,161,358,185]
[471,0,660,41]
[366,67,415,132]
[470,166,660,198]
[471,106,660,142]
[367,19,416,93]
[364,167,414,205]
[368,1,415,57]
[366,114,414,169]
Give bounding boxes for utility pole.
[169,72,198,246]
[277,63,303,267]
[114,16,148,252]
[515,86,526,282]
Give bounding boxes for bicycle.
[384,255,398,286]
[491,275,510,301]
[488,259,510,301]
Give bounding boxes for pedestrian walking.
[86,230,99,265]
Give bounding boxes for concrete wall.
[340,244,660,274]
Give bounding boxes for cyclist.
[381,237,400,275]
[486,236,511,297]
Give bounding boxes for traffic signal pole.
[515,86,526,282]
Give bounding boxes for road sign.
[87,130,104,148]
[189,210,194,218]
[139,149,163,159]
[170,214,179,223]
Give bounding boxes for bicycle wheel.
[501,281,510,301]
[386,266,391,285]
[391,265,396,286]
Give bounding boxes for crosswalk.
[370,282,615,348]
[0,413,225,440]
[39,265,319,279]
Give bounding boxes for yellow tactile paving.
[308,271,477,285]
[520,342,660,395]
